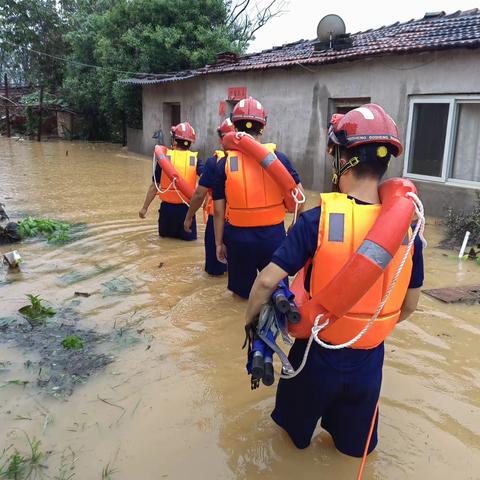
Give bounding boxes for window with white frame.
[404,96,480,185]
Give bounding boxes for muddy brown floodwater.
[0,138,479,479]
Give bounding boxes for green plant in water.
[101,463,117,480]
[18,295,56,327]
[17,218,71,244]
[61,335,84,351]
[0,435,48,479]
[1,451,27,479]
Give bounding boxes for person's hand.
[138,207,147,219]
[184,215,193,232]
[216,244,228,264]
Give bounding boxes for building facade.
[124,10,480,216]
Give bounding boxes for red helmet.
[231,97,267,126]
[217,118,235,137]
[171,122,196,143]
[328,104,403,157]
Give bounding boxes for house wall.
[133,49,480,216]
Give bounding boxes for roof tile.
[122,9,480,85]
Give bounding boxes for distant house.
[122,9,480,216]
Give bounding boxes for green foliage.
[18,217,71,244]
[61,335,84,350]
[62,0,240,140]
[0,0,67,89]
[444,196,480,248]
[19,92,69,108]
[19,294,56,327]
[1,0,278,140]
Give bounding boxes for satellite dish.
[317,14,346,46]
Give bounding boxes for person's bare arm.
[398,288,421,322]
[245,263,289,325]
[214,199,227,263]
[184,185,208,232]
[139,182,158,218]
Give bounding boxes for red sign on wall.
[218,100,226,116]
[227,86,247,101]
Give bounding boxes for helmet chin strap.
[331,145,360,187]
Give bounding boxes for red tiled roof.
[122,9,480,85]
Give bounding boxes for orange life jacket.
[159,149,198,204]
[289,192,413,349]
[204,150,225,219]
[225,143,286,227]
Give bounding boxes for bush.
[444,195,480,249]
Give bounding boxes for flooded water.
[1,138,479,479]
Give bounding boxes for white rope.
[291,188,306,224]
[280,193,426,379]
[172,179,191,207]
[152,152,190,206]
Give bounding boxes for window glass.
[451,103,480,182]
[408,103,449,177]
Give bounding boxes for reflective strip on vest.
[328,213,345,242]
[357,239,392,270]
[230,156,239,172]
[260,152,276,169]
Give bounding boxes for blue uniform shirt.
[272,204,424,290]
[198,156,217,189]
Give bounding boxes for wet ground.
[0,138,479,479]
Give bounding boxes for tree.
[0,0,67,88]
[0,0,285,140]
[63,0,249,140]
[226,0,287,51]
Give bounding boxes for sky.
[247,0,480,52]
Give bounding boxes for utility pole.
[4,73,11,138]
[37,85,44,141]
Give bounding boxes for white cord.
[172,179,191,207]
[280,193,426,378]
[153,152,191,206]
[291,188,306,224]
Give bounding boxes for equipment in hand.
[246,281,300,389]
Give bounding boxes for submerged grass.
[0,435,49,479]
[101,463,117,480]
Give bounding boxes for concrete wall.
[126,127,146,155]
[132,49,480,216]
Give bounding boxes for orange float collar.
[154,145,195,202]
[221,132,298,212]
[303,178,416,325]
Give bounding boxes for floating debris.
[3,250,22,268]
[423,285,480,304]
[74,291,92,298]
